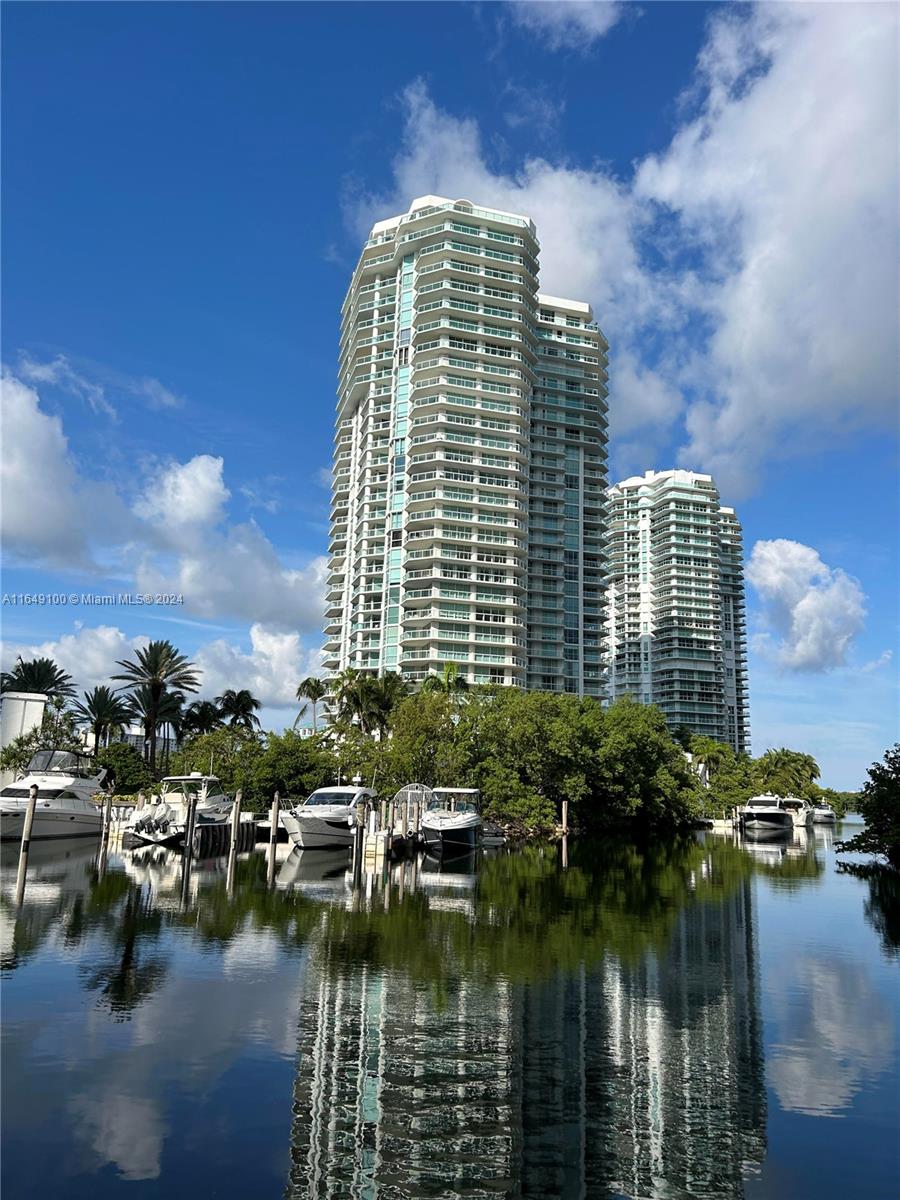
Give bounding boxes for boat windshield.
[427,797,479,813]
[26,751,95,776]
[160,780,217,801]
[782,799,803,810]
[747,799,780,808]
[305,791,357,807]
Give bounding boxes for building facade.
[322,195,608,696]
[605,469,750,751]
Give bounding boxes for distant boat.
[0,751,107,840]
[281,785,375,850]
[125,774,231,846]
[422,788,483,855]
[811,803,837,824]
[739,794,793,837]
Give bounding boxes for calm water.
[1,824,898,1199]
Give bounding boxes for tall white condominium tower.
[605,470,749,752]
[323,196,609,694]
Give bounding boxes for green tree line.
[0,649,871,837]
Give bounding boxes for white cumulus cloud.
[508,1,625,50]
[134,455,230,532]
[135,530,327,630]
[350,2,896,496]
[2,621,323,718]
[194,624,322,710]
[635,2,899,494]
[1,369,325,633]
[746,539,867,672]
[0,372,131,569]
[1,625,148,696]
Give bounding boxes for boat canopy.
[25,751,98,777]
[429,788,480,813]
[158,776,225,801]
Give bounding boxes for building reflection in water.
[285,845,767,1199]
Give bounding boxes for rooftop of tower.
[368,194,537,238]
[610,468,717,492]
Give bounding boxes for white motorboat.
[125,774,231,846]
[811,802,837,824]
[422,788,483,856]
[781,795,815,829]
[0,751,107,840]
[281,785,376,850]
[739,794,793,838]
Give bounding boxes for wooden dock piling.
[13,785,39,907]
[227,789,242,896]
[267,791,281,888]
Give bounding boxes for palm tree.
[72,686,132,753]
[181,700,224,740]
[328,668,363,724]
[215,688,261,729]
[124,686,185,770]
[113,640,199,772]
[368,672,408,738]
[758,748,812,795]
[326,669,383,735]
[796,753,821,786]
[688,736,732,780]
[1,655,75,701]
[420,662,469,698]
[295,677,329,733]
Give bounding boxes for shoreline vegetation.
[1,647,890,853]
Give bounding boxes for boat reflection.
[277,848,353,901]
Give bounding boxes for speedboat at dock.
[281,785,376,850]
[421,788,483,855]
[739,794,793,838]
[125,774,232,846]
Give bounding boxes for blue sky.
[2,1,897,789]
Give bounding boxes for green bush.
[839,744,900,869]
[97,742,154,793]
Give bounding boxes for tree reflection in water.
[838,861,900,958]
[0,830,833,1199]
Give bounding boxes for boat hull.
[812,811,836,824]
[281,811,354,850]
[422,820,482,855]
[0,808,102,841]
[741,813,792,836]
